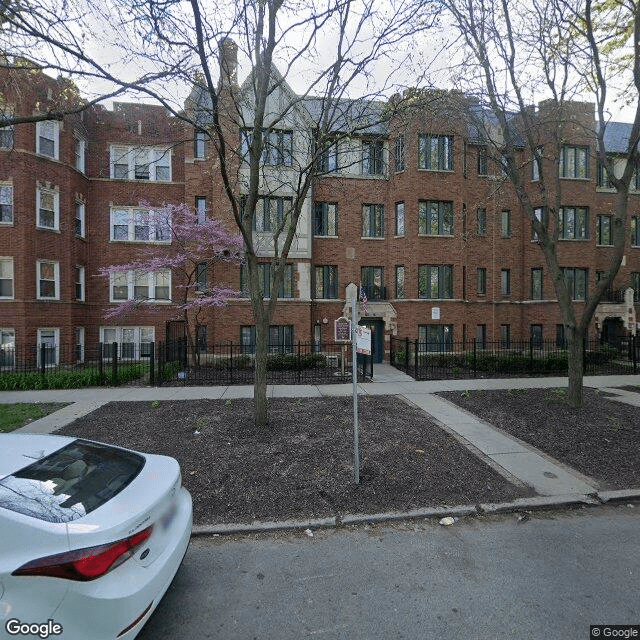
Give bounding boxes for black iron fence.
[156,340,371,386]
[0,341,372,389]
[390,336,640,380]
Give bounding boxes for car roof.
[0,433,76,480]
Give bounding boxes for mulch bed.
[58,396,531,525]
[440,388,640,490]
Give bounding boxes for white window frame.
[36,121,60,159]
[99,326,155,360]
[75,266,85,301]
[0,183,13,224]
[74,136,86,173]
[75,201,86,237]
[110,207,171,243]
[0,328,15,368]
[36,260,60,300]
[0,257,14,299]
[36,187,60,231]
[75,327,85,363]
[37,328,60,367]
[109,145,172,181]
[109,269,171,303]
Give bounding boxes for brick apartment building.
[1,48,639,365]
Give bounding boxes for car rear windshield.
[0,439,145,523]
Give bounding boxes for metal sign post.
[347,283,360,484]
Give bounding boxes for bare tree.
[1,0,434,426]
[441,0,640,407]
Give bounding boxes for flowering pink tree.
[99,202,243,359]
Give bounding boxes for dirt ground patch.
[440,388,640,490]
[58,396,531,525]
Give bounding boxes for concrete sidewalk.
[3,365,640,532]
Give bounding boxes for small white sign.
[356,326,371,355]
[432,307,441,320]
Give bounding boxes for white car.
[0,434,192,640]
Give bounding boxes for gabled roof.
[302,97,388,136]
[601,121,637,154]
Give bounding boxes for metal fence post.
[473,339,477,377]
[414,339,418,378]
[40,343,46,377]
[633,334,638,374]
[149,342,155,386]
[297,341,302,383]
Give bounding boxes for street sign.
[335,317,351,342]
[356,326,371,355]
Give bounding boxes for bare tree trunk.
[567,328,585,408]
[254,314,270,428]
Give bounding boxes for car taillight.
[12,526,153,581]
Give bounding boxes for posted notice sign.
[334,317,351,342]
[356,326,371,355]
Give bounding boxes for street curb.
[597,489,640,503]
[190,491,640,537]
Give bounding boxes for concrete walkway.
[3,366,640,531]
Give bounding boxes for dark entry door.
[359,317,384,363]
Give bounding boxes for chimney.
[218,38,238,90]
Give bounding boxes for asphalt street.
[137,504,640,640]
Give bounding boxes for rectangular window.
[100,326,154,360]
[0,124,13,149]
[195,197,207,224]
[241,129,293,167]
[109,145,172,181]
[476,208,487,235]
[0,258,14,298]
[500,324,511,349]
[75,202,85,237]
[314,202,337,236]
[560,145,589,179]
[395,266,405,299]
[501,268,511,295]
[268,325,294,354]
[314,265,338,299]
[196,262,207,292]
[240,326,256,354]
[418,265,453,299]
[0,184,12,223]
[477,147,487,176]
[476,324,487,349]
[597,215,612,245]
[194,130,206,159]
[531,268,543,300]
[632,272,640,302]
[563,267,588,300]
[556,324,567,348]
[532,148,542,181]
[253,196,292,233]
[196,325,207,354]
[74,138,86,173]
[36,121,59,159]
[395,202,405,236]
[110,269,171,302]
[37,260,59,300]
[0,328,15,367]
[477,267,486,295]
[362,204,384,238]
[318,140,338,172]
[241,263,294,298]
[597,160,614,188]
[75,327,85,363]
[559,207,589,240]
[110,207,171,243]
[501,210,511,238]
[37,328,59,367]
[362,140,384,175]
[419,200,453,236]
[361,266,385,301]
[532,207,546,241]
[37,188,59,230]
[395,135,405,172]
[632,217,640,246]
[418,134,453,171]
[419,324,453,352]
[75,266,85,301]
[530,324,543,349]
